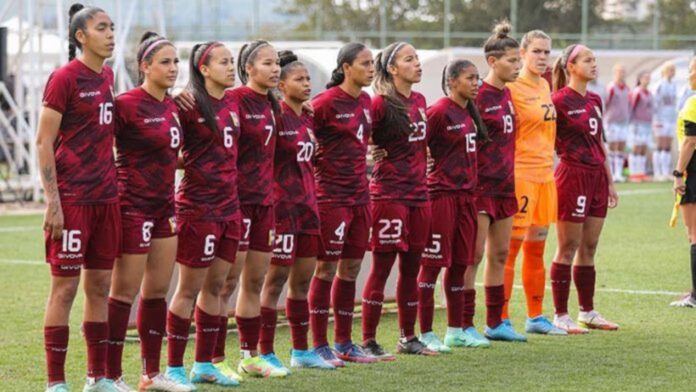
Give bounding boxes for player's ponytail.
[372,42,411,146]
[237,39,281,114]
[188,41,222,134]
[326,42,367,89]
[483,19,519,59]
[68,3,106,61]
[441,59,489,143]
[136,31,174,85]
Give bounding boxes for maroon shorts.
[421,194,477,268]
[121,213,177,254]
[238,204,275,253]
[476,195,518,222]
[318,204,372,262]
[176,218,241,268]
[370,201,431,254]
[555,162,609,223]
[271,233,322,266]
[45,202,121,277]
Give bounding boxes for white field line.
[0,226,40,232]
[617,188,667,196]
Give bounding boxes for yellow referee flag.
[670,194,681,227]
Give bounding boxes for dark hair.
[483,20,519,59]
[136,31,174,84]
[278,50,305,80]
[326,42,368,89]
[372,42,412,146]
[441,59,489,142]
[636,70,650,87]
[552,44,586,91]
[187,41,223,134]
[68,3,107,61]
[237,39,281,113]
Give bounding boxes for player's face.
[493,47,521,83]
[521,38,550,76]
[570,49,597,82]
[664,66,676,80]
[452,65,479,101]
[248,46,280,90]
[345,49,375,87]
[77,12,115,59]
[280,65,311,103]
[613,65,626,83]
[391,45,422,84]
[202,46,235,88]
[688,60,696,90]
[639,74,650,88]
[142,45,179,89]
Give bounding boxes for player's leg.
[258,263,291,372]
[673,203,696,307]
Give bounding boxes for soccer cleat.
[443,327,468,347]
[237,356,286,378]
[83,378,117,392]
[462,327,491,348]
[190,362,239,387]
[525,315,568,335]
[334,342,378,364]
[164,367,197,391]
[259,353,291,376]
[46,383,70,392]
[111,377,135,392]
[314,345,345,368]
[484,322,527,342]
[396,337,438,356]
[577,311,620,331]
[362,340,397,361]
[669,293,696,308]
[289,349,336,369]
[139,373,195,392]
[213,362,243,383]
[418,331,452,353]
[444,327,490,348]
[553,314,589,335]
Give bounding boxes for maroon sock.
[332,277,356,345]
[136,297,166,377]
[167,311,191,367]
[259,307,278,355]
[83,321,108,379]
[194,307,220,363]
[551,262,572,315]
[462,289,476,329]
[444,266,465,328]
[45,326,69,384]
[236,316,261,353]
[361,252,396,342]
[286,298,309,350]
[308,276,332,348]
[418,265,440,334]
[573,265,596,312]
[106,298,131,379]
[397,252,420,339]
[213,316,228,361]
[485,285,505,328]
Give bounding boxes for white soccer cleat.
[670,293,696,308]
[112,377,135,392]
[577,310,619,331]
[553,314,589,335]
[139,373,195,392]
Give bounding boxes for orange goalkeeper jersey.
[508,71,557,182]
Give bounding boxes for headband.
[197,42,222,69]
[243,42,270,65]
[141,38,171,62]
[566,44,587,67]
[385,42,407,68]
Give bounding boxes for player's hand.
[426,148,434,173]
[43,202,64,240]
[174,90,196,111]
[371,147,388,163]
[608,183,619,208]
[302,101,314,115]
[674,177,686,196]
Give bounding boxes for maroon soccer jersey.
[115,87,180,217]
[41,59,117,205]
[426,97,478,196]
[274,102,320,234]
[475,82,516,198]
[311,86,372,207]
[228,86,276,206]
[176,93,241,221]
[553,87,606,168]
[369,92,428,204]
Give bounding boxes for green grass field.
[1,182,695,391]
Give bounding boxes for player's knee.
[580,239,600,258]
[288,276,312,298]
[339,261,361,280]
[315,262,336,281]
[204,278,226,297]
[490,248,509,265]
[49,280,80,308]
[264,274,287,298]
[221,275,239,298]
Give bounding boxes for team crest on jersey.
[593,105,602,119]
[418,107,427,122]
[168,216,177,234]
[230,111,240,127]
[363,109,372,124]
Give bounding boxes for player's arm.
[602,141,618,208]
[674,120,696,195]
[36,106,64,240]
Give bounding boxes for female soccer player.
[106,32,192,392]
[671,57,696,308]
[604,64,631,183]
[38,4,120,391]
[653,62,678,181]
[309,42,377,365]
[628,71,654,182]
[417,59,490,351]
[471,21,527,343]
[549,44,620,333]
[504,30,566,336]
[255,50,335,370]
[360,42,435,359]
[164,41,241,389]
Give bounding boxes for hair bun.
[68,3,85,18]
[278,50,298,68]
[140,31,160,44]
[493,20,512,39]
